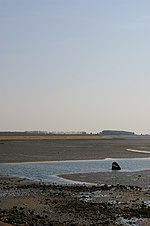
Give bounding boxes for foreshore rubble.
[0,176,150,225]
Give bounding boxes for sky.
[1,0,150,134]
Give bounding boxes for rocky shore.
[0,176,150,226]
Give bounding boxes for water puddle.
[127,148,150,154]
[117,217,139,226]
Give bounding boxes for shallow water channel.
[0,158,150,184]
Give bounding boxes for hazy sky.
[1,0,150,134]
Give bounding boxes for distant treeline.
[0,130,135,136]
[101,130,135,136]
[0,131,87,135]
[0,131,47,134]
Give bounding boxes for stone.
[112,162,121,170]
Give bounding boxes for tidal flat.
[1,134,150,163]
[0,135,150,225]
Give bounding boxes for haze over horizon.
[1,0,150,134]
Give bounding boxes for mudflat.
[0,135,150,163]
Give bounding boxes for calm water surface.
[0,158,150,184]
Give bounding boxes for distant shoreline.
[0,133,112,141]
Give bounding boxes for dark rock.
[112,162,121,170]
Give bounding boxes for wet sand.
[1,135,150,163]
[60,170,150,188]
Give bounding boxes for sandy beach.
[0,135,150,225]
